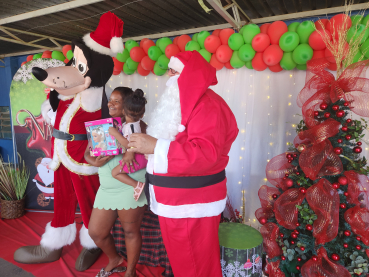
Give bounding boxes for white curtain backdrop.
[105,67,369,228]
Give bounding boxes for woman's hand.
[108,126,120,137]
[121,151,139,173]
[94,155,114,167]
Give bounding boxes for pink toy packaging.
[84,117,125,156]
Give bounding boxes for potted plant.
[0,154,29,219]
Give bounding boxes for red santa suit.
[146,51,238,276]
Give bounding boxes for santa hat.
[83,11,124,56]
[170,51,218,127]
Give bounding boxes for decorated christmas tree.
[257,4,369,277]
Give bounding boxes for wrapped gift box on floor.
[219,222,263,277]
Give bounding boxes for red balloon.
[137,63,150,76]
[42,51,52,59]
[165,44,180,59]
[21,61,27,66]
[64,58,69,64]
[252,33,270,52]
[215,45,233,63]
[269,63,283,72]
[252,52,267,71]
[309,30,331,50]
[204,35,221,53]
[113,57,123,75]
[209,54,224,71]
[212,29,221,37]
[26,55,33,62]
[315,19,329,30]
[141,56,156,71]
[263,45,283,66]
[327,14,352,39]
[225,61,234,69]
[325,42,349,63]
[140,38,149,48]
[177,35,192,52]
[62,45,72,56]
[130,46,146,62]
[219,28,235,45]
[268,21,288,45]
[260,23,271,34]
[142,39,155,55]
[311,50,325,60]
[173,36,179,45]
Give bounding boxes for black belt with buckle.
[52,128,88,141]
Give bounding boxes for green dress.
[94,154,147,210]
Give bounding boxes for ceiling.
[0,0,368,57]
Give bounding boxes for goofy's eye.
[77,61,87,74]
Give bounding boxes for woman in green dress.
[84,87,147,277]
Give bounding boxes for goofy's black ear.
[49,90,60,112]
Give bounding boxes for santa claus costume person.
[128,51,239,276]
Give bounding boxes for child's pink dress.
[119,121,148,172]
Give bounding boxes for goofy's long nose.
[32,67,48,81]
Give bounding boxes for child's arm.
[108,127,129,148]
[84,142,113,167]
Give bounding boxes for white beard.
[147,77,181,141]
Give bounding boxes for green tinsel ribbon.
[198,0,212,14]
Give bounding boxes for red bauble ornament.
[344,102,349,107]
[260,217,267,225]
[345,135,352,140]
[296,266,300,270]
[300,246,305,251]
[342,126,348,132]
[336,110,345,118]
[340,203,347,209]
[332,183,340,189]
[320,103,328,110]
[285,178,294,187]
[280,233,284,238]
[290,240,295,245]
[343,243,348,248]
[357,236,361,241]
[286,154,292,159]
[356,245,362,250]
[297,257,302,262]
[306,224,313,231]
[312,256,318,261]
[324,112,331,118]
[332,105,339,111]
[331,253,340,261]
[288,160,292,163]
[294,230,300,235]
[299,187,307,194]
[357,142,362,146]
[283,177,287,180]
[291,233,298,239]
[281,256,286,261]
[296,223,300,227]
[344,192,349,196]
[354,146,362,154]
[337,139,343,143]
[333,147,343,155]
[285,173,289,177]
[272,194,278,199]
[293,154,297,157]
[314,111,319,117]
[346,118,352,123]
[344,230,351,236]
[296,172,300,175]
[338,176,348,185]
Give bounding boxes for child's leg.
[112,165,138,188]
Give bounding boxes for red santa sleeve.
[153,97,238,176]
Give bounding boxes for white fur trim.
[58,94,74,101]
[110,37,124,54]
[149,185,227,218]
[40,222,76,250]
[83,33,113,56]
[168,57,184,73]
[80,225,97,249]
[41,100,52,125]
[153,139,171,174]
[178,124,185,132]
[80,87,103,112]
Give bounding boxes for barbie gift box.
[85,117,126,157]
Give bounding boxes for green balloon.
[280,52,297,70]
[125,40,139,53]
[353,49,363,63]
[238,44,255,62]
[228,33,245,51]
[148,46,163,61]
[66,50,74,60]
[245,60,253,69]
[197,31,210,49]
[296,21,315,44]
[158,37,172,53]
[32,51,42,59]
[157,54,170,70]
[153,61,167,76]
[192,33,198,42]
[126,57,139,71]
[116,48,129,63]
[362,14,369,26]
[199,49,211,62]
[296,64,307,70]
[51,51,64,61]
[288,22,300,32]
[123,62,135,75]
[243,24,260,44]
[347,24,369,44]
[351,14,363,25]
[185,41,201,51]
[292,44,313,65]
[230,51,245,69]
[279,31,300,52]
[239,25,247,36]
[360,38,369,58]
[155,38,162,47]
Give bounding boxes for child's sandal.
[133,181,145,201]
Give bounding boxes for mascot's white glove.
[41,100,56,126]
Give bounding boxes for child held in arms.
[109,89,148,201]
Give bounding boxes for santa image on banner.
[128,50,239,277]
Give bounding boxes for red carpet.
[0,211,164,277]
